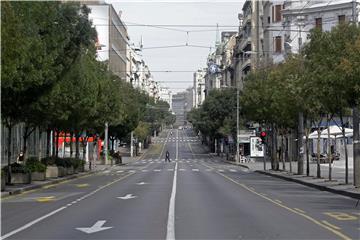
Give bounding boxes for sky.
[105,0,244,93]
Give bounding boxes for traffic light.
[260,131,267,143]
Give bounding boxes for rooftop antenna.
[139,35,143,49]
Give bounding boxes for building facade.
[193,69,206,108]
[282,0,358,55]
[87,2,129,81]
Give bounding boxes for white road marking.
[179,169,186,171]
[166,162,178,240]
[192,169,199,172]
[167,169,174,171]
[136,182,147,185]
[229,169,237,172]
[117,194,137,200]
[76,220,113,234]
[117,170,124,173]
[218,169,225,172]
[141,170,149,172]
[1,206,67,239]
[154,169,161,172]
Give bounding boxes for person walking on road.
[165,150,171,162]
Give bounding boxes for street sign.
[250,137,264,157]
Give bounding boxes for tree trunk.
[305,118,310,177]
[38,127,42,161]
[353,106,360,187]
[339,113,349,184]
[327,115,332,181]
[52,129,56,157]
[75,131,80,159]
[281,133,285,170]
[298,112,304,175]
[70,131,73,158]
[272,125,279,170]
[46,128,51,157]
[316,127,321,178]
[55,130,60,158]
[82,138,88,160]
[23,125,29,160]
[286,133,290,173]
[7,124,12,184]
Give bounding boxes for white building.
[282,0,359,55]
[159,87,173,110]
[87,2,129,81]
[193,69,206,108]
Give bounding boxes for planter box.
[46,166,59,178]
[76,165,85,173]
[57,167,66,177]
[1,174,5,191]
[31,172,46,181]
[66,166,74,175]
[10,172,31,184]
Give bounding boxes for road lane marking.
[35,196,56,202]
[76,184,89,188]
[76,220,113,234]
[294,208,306,214]
[192,169,199,172]
[166,162,178,240]
[322,221,342,230]
[1,206,67,239]
[324,212,358,221]
[213,170,352,240]
[1,172,134,239]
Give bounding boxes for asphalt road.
[1,128,359,239]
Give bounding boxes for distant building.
[193,69,206,108]
[159,87,172,110]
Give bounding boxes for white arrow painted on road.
[136,182,147,185]
[76,220,112,234]
[117,194,137,200]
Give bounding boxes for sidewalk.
[1,164,110,198]
[226,158,360,199]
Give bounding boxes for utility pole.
[353,0,359,187]
[236,87,240,164]
[297,16,305,175]
[130,131,134,158]
[354,108,360,187]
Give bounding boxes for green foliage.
[134,121,151,141]
[188,88,236,138]
[3,163,30,174]
[25,157,47,173]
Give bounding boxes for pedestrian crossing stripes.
[100,168,246,175]
[152,138,201,143]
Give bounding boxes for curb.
[255,170,360,200]
[1,170,97,198]
[224,160,250,169]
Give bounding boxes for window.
[275,5,282,22]
[338,15,346,24]
[272,5,282,22]
[268,16,271,24]
[315,18,322,31]
[275,36,282,53]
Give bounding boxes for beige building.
[233,0,265,90]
